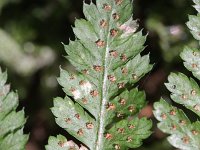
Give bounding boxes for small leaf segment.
[46,0,152,149]
[154,1,200,149]
[0,68,28,150]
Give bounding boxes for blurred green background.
[0,0,198,149]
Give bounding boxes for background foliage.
[0,0,198,149]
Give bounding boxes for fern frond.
[0,68,28,150]
[165,73,200,117]
[47,0,152,149]
[181,0,200,79]
[154,99,200,150]
[180,47,200,80]
[154,1,200,149]
[186,0,200,41]
[46,135,88,150]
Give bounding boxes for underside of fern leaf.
[153,1,200,149]
[154,99,200,150]
[0,68,28,150]
[46,0,152,149]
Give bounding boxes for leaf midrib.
[95,9,113,150]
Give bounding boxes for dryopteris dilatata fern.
[46,0,153,149]
[0,68,28,149]
[153,1,200,150]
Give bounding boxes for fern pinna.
[153,0,200,150]
[46,0,152,149]
[0,68,28,150]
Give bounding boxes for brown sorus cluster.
[117,112,123,118]
[69,74,75,80]
[119,98,126,105]
[128,124,135,129]
[181,94,188,100]
[110,29,118,37]
[107,75,116,82]
[75,113,80,119]
[96,39,105,48]
[114,144,120,150]
[117,83,125,89]
[191,63,197,68]
[65,118,72,124]
[90,90,99,97]
[100,19,107,28]
[106,103,116,110]
[93,65,103,72]
[117,128,125,134]
[70,88,76,92]
[112,13,120,20]
[169,109,176,116]
[79,80,86,86]
[103,4,112,11]
[172,85,176,89]
[120,54,127,61]
[128,106,135,112]
[132,74,138,80]
[121,67,128,74]
[115,0,123,5]
[109,50,118,58]
[194,104,200,111]
[182,136,189,144]
[191,89,196,96]
[161,113,167,120]
[191,130,198,135]
[58,141,65,147]
[193,51,198,56]
[82,69,89,75]
[86,122,94,129]
[179,120,186,125]
[82,97,88,104]
[105,133,113,140]
[127,136,132,142]
[171,124,177,131]
[77,129,84,136]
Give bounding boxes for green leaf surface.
[181,47,200,80]
[106,88,147,123]
[187,15,200,41]
[0,129,28,150]
[154,99,200,150]
[48,0,152,149]
[186,0,200,42]
[165,73,200,117]
[0,68,28,150]
[51,97,96,149]
[104,117,152,150]
[45,135,88,150]
[193,0,200,12]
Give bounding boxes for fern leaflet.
[46,0,152,149]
